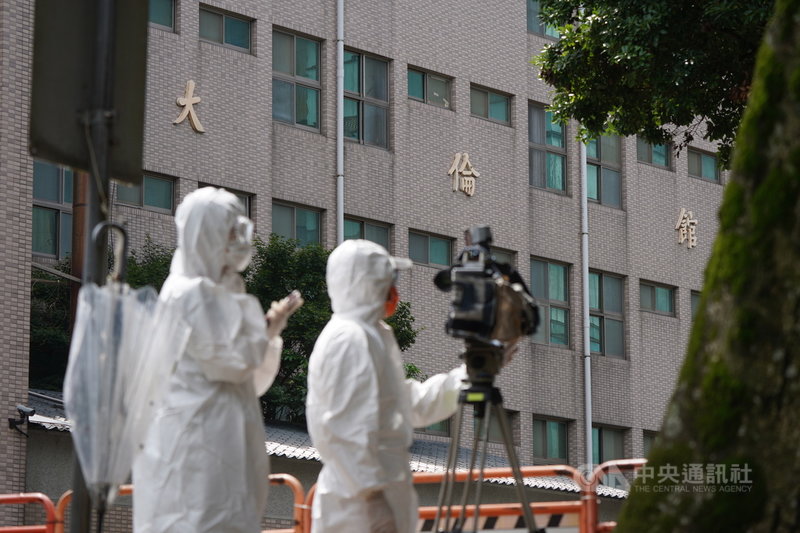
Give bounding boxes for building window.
[592,426,626,488]
[526,0,559,38]
[530,259,569,346]
[586,135,621,208]
[589,271,624,357]
[407,68,451,109]
[116,175,175,214]
[643,431,657,457]
[344,218,390,249]
[415,417,450,437]
[344,50,389,147]
[529,104,566,192]
[690,290,701,319]
[636,137,671,169]
[32,161,73,259]
[199,6,251,52]
[272,31,320,129]
[533,418,567,463]
[272,203,321,247]
[688,149,719,182]
[470,86,510,124]
[149,0,174,30]
[409,231,451,266]
[640,282,675,316]
[491,248,515,266]
[474,409,519,444]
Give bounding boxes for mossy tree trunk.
[616,1,800,531]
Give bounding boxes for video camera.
[434,226,539,381]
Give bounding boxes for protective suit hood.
[171,187,245,282]
[326,239,410,323]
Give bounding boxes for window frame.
[589,270,625,358]
[491,247,516,267]
[529,103,567,192]
[408,230,452,267]
[639,281,676,316]
[271,201,323,247]
[32,161,73,259]
[530,258,570,347]
[526,0,560,38]
[272,30,322,131]
[344,49,390,148]
[407,67,452,109]
[199,6,252,53]
[643,431,658,457]
[532,417,568,463]
[636,136,672,169]
[592,426,627,488]
[470,85,511,125]
[690,290,701,319]
[687,148,720,183]
[586,135,622,208]
[343,216,391,250]
[115,175,176,215]
[148,0,175,31]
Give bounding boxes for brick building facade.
[1,0,725,525]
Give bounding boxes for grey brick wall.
[0,0,34,523]
[2,0,727,526]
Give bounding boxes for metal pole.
[335,0,345,245]
[580,141,593,471]
[71,0,116,528]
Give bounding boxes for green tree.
[126,236,173,291]
[616,1,800,530]
[29,261,72,390]
[536,0,774,165]
[247,235,421,424]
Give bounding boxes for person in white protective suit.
[133,187,303,533]
[306,239,467,533]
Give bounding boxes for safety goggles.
[231,215,254,246]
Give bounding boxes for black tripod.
[433,344,538,533]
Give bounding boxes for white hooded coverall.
[133,188,282,533]
[306,240,466,533]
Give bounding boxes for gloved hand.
[365,491,397,533]
[265,290,304,338]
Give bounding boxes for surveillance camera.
[16,404,35,418]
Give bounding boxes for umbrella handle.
[91,222,129,283]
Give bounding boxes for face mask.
[226,241,252,272]
[385,285,400,318]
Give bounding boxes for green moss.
[733,44,784,178]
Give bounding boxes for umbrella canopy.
[64,281,189,509]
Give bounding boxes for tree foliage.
[536,0,774,166]
[617,1,800,529]
[29,261,72,391]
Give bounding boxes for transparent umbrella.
[64,223,189,520]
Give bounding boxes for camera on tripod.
[434,225,539,381]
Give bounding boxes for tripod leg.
[493,402,537,532]
[454,404,488,532]
[434,402,464,532]
[469,406,492,533]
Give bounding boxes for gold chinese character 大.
[174,80,205,133]
[675,208,698,248]
[447,152,481,197]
